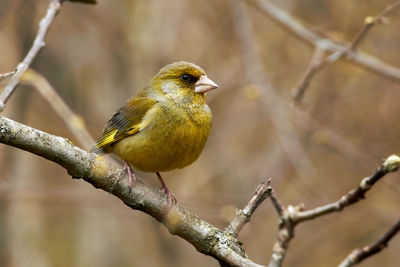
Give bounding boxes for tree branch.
[226,180,272,236]
[21,69,95,150]
[338,218,400,267]
[0,115,265,267]
[246,0,400,85]
[292,46,326,103]
[349,2,400,51]
[0,70,16,82]
[268,155,400,267]
[0,0,65,112]
[288,1,400,103]
[0,0,96,112]
[293,155,400,223]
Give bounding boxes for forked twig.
[292,1,400,103]
[268,155,400,267]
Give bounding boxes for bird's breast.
[112,102,211,172]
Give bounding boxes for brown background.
[0,0,399,266]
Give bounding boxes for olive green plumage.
[92,61,217,173]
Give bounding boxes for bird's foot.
[156,172,177,206]
[123,162,137,186]
[161,186,177,205]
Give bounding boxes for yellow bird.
[92,62,218,203]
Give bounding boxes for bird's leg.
[123,161,137,186]
[156,172,177,204]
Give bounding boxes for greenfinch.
[92,61,218,203]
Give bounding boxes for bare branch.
[349,2,400,51]
[21,69,95,150]
[0,70,16,82]
[69,0,96,4]
[0,115,265,267]
[338,218,400,267]
[291,1,400,103]
[292,46,326,103]
[246,0,400,83]
[293,155,400,224]
[226,180,272,236]
[269,190,284,217]
[0,0,66,112]
[268,155,400,267]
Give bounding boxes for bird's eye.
[180,74,193,83]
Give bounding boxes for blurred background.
[1,0,400,266]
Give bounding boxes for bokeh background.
[1,0,400,266]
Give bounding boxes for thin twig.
[0,70,16,82]
[21,69,95,150]
[226,180,272,236]
[338,218,400,267]
[292,46,326,102]
[0,0,64,112]
[246,0,400,83]
[269,190,284,217]
[291,1,400,103]
[349,2,400,51]
[293,155,400,224]
[267,155,400,267]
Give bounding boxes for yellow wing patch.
[91,95,157,153]
[93,124,141,151]
[95,129,118,149]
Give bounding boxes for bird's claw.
[162,187,177,205]
[123,162,137,186]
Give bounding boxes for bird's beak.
[195,75,218,93]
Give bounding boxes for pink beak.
[194,75,218,93]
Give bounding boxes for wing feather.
[91,95,157,152]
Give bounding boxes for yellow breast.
[112,101,211,172]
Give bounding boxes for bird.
[91,61,218,204]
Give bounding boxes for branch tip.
[382,154,400,172]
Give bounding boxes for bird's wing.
[92,96,158,152]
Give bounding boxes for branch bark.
[268,155,400,267]
[0,70,16,82]
[21,69,95,150]
[226,181,272,236]
[293,155,400,223]
[246,0,400,85]
[0,0,96,112]
[0,0,64,112]
[292,1,400,103]
[338,218,400,267]
[0,115,265,267]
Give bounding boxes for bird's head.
[149,61,218,104]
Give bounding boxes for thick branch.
[0,115,264,267]
[226,181,272,236]
[338,218,400,267]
